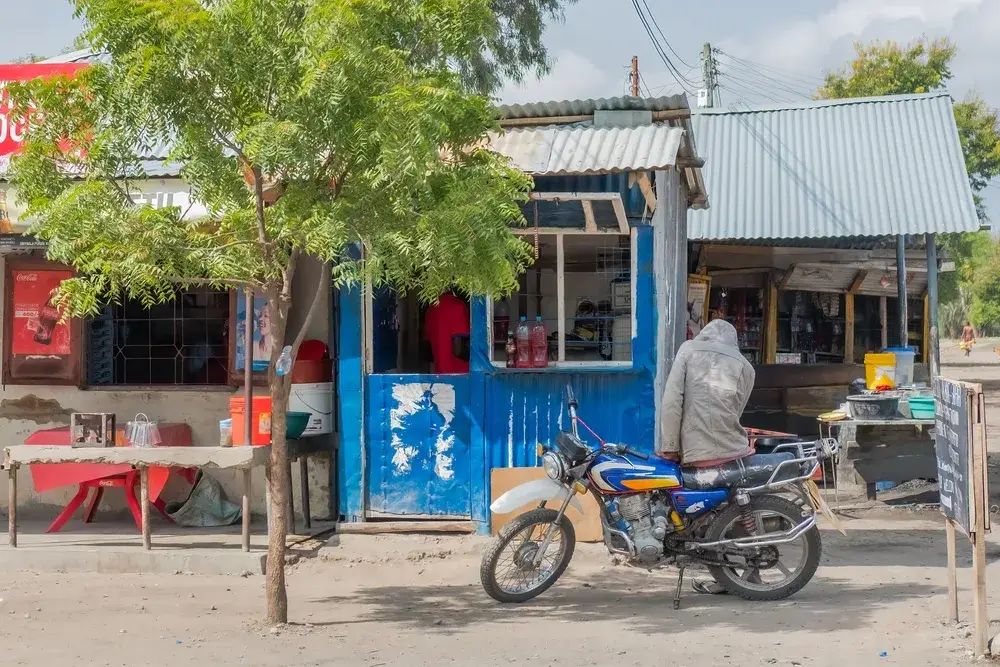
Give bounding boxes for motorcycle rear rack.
[692,513,817,551]
[740,438,837,494]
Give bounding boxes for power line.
[715,49,825,88]
[718,69,799,104]
[717,59,816,100]
[637,0,696,70]
[629,0,699,95]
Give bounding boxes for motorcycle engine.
[617,494,672,563]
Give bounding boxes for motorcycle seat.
[680,453,800,490]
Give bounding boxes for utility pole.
[701,43,717,108]
[631,55,640,97]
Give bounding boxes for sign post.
[935,378,990,655]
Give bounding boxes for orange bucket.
[230,395,272,446]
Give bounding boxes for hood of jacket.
[694,319,740,349]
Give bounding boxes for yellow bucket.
[864,353,896,389]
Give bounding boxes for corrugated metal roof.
[687,93,979,240]
[40,50,105,64]
[489,124,684,175]
[499,94,689,120]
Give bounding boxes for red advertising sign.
[11,269,72,356]
[0,63,88,169]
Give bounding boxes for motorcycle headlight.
[541,451,567,480]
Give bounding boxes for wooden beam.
[557,234,566,363]
[529,192,623,201]
[880,296,888,349]
[848,270,868,294]
[637,171,656,213]
[844,292,855,364]
[581,200,597,232]
[777,264,797,291]
[500,114,592,127]
[336,520,477,534]
[765,279,778,364]
[674,156,705,169]
[611,197,629,234]
[652,109,693,121]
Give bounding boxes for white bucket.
[289,382,334,435]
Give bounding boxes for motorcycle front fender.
[490,478,585,515]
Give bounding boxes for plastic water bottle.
[275,345,293,376]
[515,317,531,368]
[530,316,548,368]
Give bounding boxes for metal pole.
[896,235,908,348]
[926,234,940,379]
[631,56,639,97]
[701,43,715,108]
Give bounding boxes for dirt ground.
[5,347,1000,666]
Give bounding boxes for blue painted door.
[366,374,472,517]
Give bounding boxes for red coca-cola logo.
[15,272,37,282]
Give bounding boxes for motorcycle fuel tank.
[587,451,682,494]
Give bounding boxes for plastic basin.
[286,411,312,439]
[908,396,936,420]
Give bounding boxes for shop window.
[86,287,231,386]
[491,232,633,367]
[776,290,846,364]
[3,258,82,385]
[707,285,765,364]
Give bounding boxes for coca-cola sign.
[0,63,88,171]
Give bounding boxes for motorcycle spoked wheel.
[705,494,822,601]
[480,508,576,603]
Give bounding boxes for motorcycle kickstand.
[673,565,685,610]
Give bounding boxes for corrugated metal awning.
[688,93,980,240]
[489,124,685,176]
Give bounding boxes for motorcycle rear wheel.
[705,494,821,601]
[480,508,576,603]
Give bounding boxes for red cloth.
[424,293,470,374]
[24,423,192,497]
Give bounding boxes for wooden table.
[831,417,937,499]
[4,446,271,552]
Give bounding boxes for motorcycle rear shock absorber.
[735,490,759,535]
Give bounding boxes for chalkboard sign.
[934,379,973,535]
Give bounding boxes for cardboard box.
[490,467,604,542]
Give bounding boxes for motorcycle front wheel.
[705,494,821,601]
[480,508,576,603]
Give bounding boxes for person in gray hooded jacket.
[655,319,754,466]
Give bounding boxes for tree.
[817,37,1000,303]
[7,0,556,625]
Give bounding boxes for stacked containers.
[885,347,916,388]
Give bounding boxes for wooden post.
[243,290,254,446]
[923,294,930,366]
[557,234,565,363]
[242,468,252,552]
[765,279,778,364]
[946,517,959,623]
[8,464,16,548]
[972,389,989,655]
[844,292,855,364]
[927,235,940,379]
[285,461,295,535]
[880,296,888,349]
[140,467,151,550]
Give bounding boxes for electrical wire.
[637,0,697,70]
[716,58,816,100]
[718,70,798,104]
[715,48,825,88]
[629,0,699,95]
[638,73,653,98]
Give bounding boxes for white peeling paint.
[390,434,419,474]
[389,383,427,430]
[507,393,515,468]
[430,384,457,481]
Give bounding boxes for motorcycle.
[481,385,838,606]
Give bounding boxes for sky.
[5,0,999,213]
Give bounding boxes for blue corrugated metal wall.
[366,375,473,516]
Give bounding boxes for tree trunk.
[265,297,291,626]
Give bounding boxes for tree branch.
[164,276,255,289]
[252,165,272,261]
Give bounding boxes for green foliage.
[817,37,955,98]
[9,0,541,320]
[969,241,1000,334]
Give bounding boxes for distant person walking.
[960,321,976,357]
